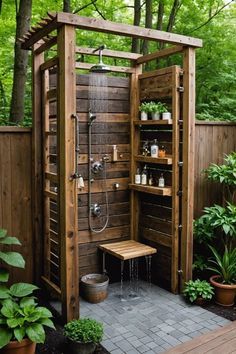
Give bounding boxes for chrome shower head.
[90,44,111,73]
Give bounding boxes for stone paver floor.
[80,281,230,354]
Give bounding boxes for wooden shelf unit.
[129,183,172,196]
[134,154,172,165]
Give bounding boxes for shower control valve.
[91,203,102,217]
[91,161,103,174]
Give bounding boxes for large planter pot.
[210,275,236,307]
[67,339,96,354]
[81,273,109,304]
[1,338,36,354]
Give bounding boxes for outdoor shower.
[88,47,110,233]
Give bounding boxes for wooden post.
[181,47,195,287]
[57,24,79,321]
[130,64,142,240]
[32,42,44,284]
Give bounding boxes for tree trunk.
[142,0,152,55]
[131,0,141,53]
[9,0,32,123]
[63,0,71,12]
[166,0,181,33]
[156,0,165,51]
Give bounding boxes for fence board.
[0,128,33,283]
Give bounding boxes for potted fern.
[64,318,103,354]
[0,229,55,353]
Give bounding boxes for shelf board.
[129,183,172,196]
[133,119,172,126]
[134,154,172,165]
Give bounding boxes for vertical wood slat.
[130,65,142,241]
[171,66,181,294]
[32,42,44,284]
[181,47,195,287]
[57,25,79,321]
[42,70,51,280]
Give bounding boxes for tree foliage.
[0,0,235,125]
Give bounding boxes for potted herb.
[0,229,55,353]
[208,245,236,306]
[183,279,214,305]
[161,104,171,120]
[139,102,149,120]
[64,318,103,354]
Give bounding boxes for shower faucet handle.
[102,154,110,162]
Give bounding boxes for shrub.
[64,318,103,344]
[183,279,214,303]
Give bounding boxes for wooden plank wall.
[76,74,131,278]
[0,127,33,283]
[194,121,236,218]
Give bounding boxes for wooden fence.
[0,127,33,283]
[194,121,236,218]
[0,122,235,283]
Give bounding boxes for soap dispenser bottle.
[135,167,141,184]
[151,139,158,158]
[141,165,148,185]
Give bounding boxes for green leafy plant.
[183,279,214,303]
[0,229,55,348]
[207,245,236,284]
[0,229,25,283]
[64,318,103,344]
[0,283,55,348]
[193,254,208,272]
[139,101,168,113]
[139,102,151,113]
[205,152,236,186]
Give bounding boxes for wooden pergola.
[21,12,202,322]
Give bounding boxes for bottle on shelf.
[158,173,165,188]
[150,139,158,158]
[135,167,141,184]
[112,145,118,162]
[141,141,150,156]
[148,172,154,186]
[141,165,148,185]
[159,145,166,158]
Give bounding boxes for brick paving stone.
[136,344,151,353]
[110,349,125,354]
[114,339,134,352]
[179,335,192,343]
[102,340,118,352]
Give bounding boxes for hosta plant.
[183,279,214,303]
[64,318,103,344]
[0,283,55,348]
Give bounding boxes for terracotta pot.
[1,338,36,354]
[210,275,236,307]
[67,339,96,354]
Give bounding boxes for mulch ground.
[201,301,236,321]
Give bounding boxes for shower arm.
[71,113,80,179]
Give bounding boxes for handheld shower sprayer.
[88,109,96,126]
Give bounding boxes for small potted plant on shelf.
[0,229,55,353]
[64,318,103,354]
[183,279,214,305]
[161,104,172,120]
[139,102,150,120]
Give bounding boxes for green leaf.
[14,327,25,342]
[0,251,25,268]
[36,307,53,318]
[0,327,12,349]
[10,283,38,297]
[7,317,23,328]
[1,299,18,318]
[0,268,9,282]
[0,236,21,245]
[0,285,10,299]
[26,323,45,343]
[20,297,36,308]
[0,229,7,239]
[39,318,55,329]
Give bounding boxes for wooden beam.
[41,57,58,71]
[181,47,195,288]
[32,42,44,284]
[34,36,57,55]
[76,46,140,60]
[75,62,135,74]
[57,25,79,321]
[136,45,184,64]
[21,16,59,49]
[57,13,202,48]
